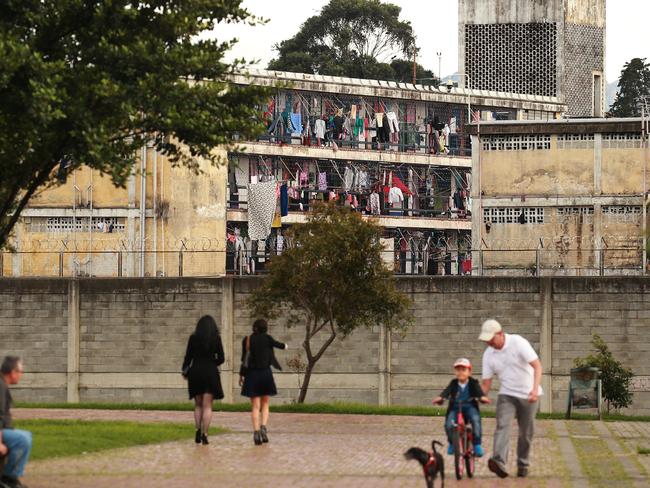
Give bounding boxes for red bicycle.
[450,399,475,480]
[434,396,489,481]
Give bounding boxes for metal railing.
[1,247,645,278]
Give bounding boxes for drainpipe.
[140,144,147,277]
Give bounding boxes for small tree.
[574,334,634,413]
[250,203,412,403]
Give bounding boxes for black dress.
[240,333,286,398]
[182,334,225,400]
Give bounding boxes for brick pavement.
[13,409,649,487]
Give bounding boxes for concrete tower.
[459,0,606,117]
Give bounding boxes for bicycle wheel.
[452,429,464,480]
[465,430,475,478]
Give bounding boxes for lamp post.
[436,51,442,83]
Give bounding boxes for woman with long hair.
[182,315,225,445]
[239,319,287,445]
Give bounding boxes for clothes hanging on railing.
[248,181,277,241]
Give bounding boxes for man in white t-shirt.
[479,319,542,479]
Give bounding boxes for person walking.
[182,315,225,445]
[239,319,287,445]
[0,356,32,488]
[479,319,542,479]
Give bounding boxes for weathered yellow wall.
[7,147,228,277]
[601,148,644,195]
[481,144,594,197]
[30,166,129,208]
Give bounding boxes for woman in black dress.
[182,315,225,445]
[239,319,287,445]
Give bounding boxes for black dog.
[404,440,445,488]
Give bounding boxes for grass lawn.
[14,419,218,461]
[17,400,647,421]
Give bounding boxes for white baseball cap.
[453,358,472,369]
[478,319,502,341]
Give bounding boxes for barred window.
[483,207,545,224]
[482,135,551,151]
[557,134,594,141]
[602,133,641,141]
[37,217,126,233]
[557,207,594,216]
[602,206,641,223]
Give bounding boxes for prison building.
[225,69,564,276]
[468,118,649,276]
[459,0,606,117]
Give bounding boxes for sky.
[214,0,650,84]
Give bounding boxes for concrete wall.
[7,147,227,278]
[2,277,650,414]
[473,129,646,273]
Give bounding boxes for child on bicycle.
[432,358,489,457]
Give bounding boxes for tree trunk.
[298,360,316,404]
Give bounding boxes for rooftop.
[230,68,566,112]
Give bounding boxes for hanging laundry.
[368,192,380,215]
[248,181,277,241]
[289,112,302,137]
[318,172,328,191]
[280,183,289,217]
[277,234,284,254]
[385,112,399,134]
[389,187,404,205]
[343,166,355,191]
[314,119,326,140]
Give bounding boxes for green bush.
[575,334,633,413]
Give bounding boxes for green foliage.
[268,0,436,85]
[15,419,210,460]
[574,334,634,413]
[250,203,412,402]
[0,1,272,249]
[608,58,650,117]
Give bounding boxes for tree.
[250,203,412,403]
[608,58,650,117]
[268,0,437,85]
[0,1,272,250]
[574,334,634,413]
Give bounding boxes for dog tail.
[431,440,443,453]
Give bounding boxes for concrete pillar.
[594,133,603,272]
[220,277,235,403]
[470,134,483,274]
[539,277,553,413]
[67,279,80,403]
[11,224,22,277]
[378,324,392,406]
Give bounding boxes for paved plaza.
[14,408,650,487]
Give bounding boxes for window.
[482,135,551,151]
[483,207,545,224]
[557,207,594,216]
[557,134,594,141]
[593,73,602,117]
[32,217,126,233]
[602,206,641,223]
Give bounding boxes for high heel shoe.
[201,433,209,445]
[253,431,263,445]
[195,429,201,444]
[260,425,269,443]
